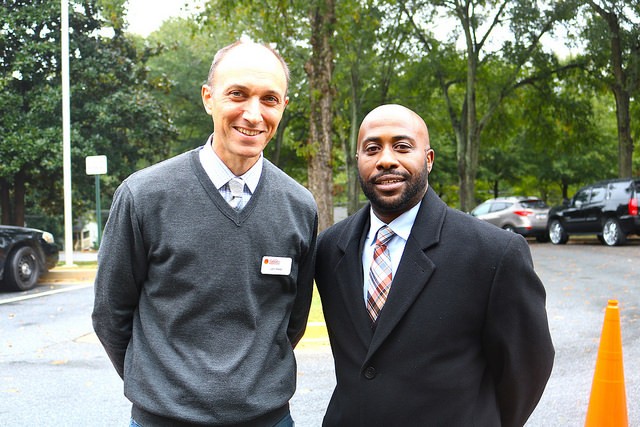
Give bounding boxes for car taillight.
[629,197,639,216]
[513,210,533,216]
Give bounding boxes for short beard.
[359,165,429,216]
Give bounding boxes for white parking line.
[0,283,92,305]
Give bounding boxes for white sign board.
[86,155,108,175]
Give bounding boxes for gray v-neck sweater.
[93,149,318,426]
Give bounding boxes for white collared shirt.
[198,134,262,205]
[362,201,422,304]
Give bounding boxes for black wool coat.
[315,188,555,427]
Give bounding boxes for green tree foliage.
[4,0,632,230]
[0,0,176,232]
[176,0,628,214]
[576,0,639,177]
[143,18,230,155]
[396,0,580,210]
[1,0,61,225]
[508,68,616,203]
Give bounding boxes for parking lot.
[1,238,638,426]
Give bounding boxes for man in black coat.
[315,104,554,426]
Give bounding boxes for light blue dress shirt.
[198,134,262,207]
[361,201,422,305]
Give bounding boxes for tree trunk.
[458,5,480,212]
[457,108,481,211]
[459,162,476,212]
[614,90,633,177]
[272,111,291,167]
[607,19,634,178]
[1,178,11,224]
[589,0,635,178]
[13,170,26,226]
[346,67,360,216]
[305,0,335,232]
[561,178,570,201]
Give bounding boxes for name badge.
[261,256,292,276]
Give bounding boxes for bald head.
[207,41,290,92]
[357,104,430,152]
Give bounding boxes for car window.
[490,202,511,212]
[471,202,491,216]
[573,189,591,206]
[608,181,632,199]
[521,200,548,209]
[590,186,606,203]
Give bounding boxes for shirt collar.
[199,134,263,193]
[367,201,422,245]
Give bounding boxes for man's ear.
[426,148,435,173]
[201,85,213,115]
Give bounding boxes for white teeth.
[237,128,261,136]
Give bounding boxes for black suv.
[0,225,59,291]
[547,178,640,246]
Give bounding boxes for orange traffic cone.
[585,300,628,427]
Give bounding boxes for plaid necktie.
[366,225,395,322]
[228,178,245,210]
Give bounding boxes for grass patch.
[298,285,330,347]
[308,285,325,323]
[56,260,97,267]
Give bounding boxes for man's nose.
[376,146,399,169]
[243,98,263,124]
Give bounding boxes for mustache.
[370,171,409,183]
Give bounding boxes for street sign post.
[86,155,107,248]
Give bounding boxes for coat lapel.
[366,188,446,359]
[332,207,375,344]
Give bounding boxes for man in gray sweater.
[92,41,318,427]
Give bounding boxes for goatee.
[359,165,429,216]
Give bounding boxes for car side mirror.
[574,200,583,208]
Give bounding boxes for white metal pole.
[61,0,74,266]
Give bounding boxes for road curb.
[39,267,97,283]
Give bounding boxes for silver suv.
[470,197,550,242]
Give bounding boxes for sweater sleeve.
[483,234,555,427]
[287,213,318,348]
[92,182,148,378]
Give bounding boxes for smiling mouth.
[374,174,406,185]
[377,177,404,184]
[235,127,263,137]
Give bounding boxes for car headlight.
[41,232,55,244]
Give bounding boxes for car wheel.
[503,225,516,233]
[548,220,568,245]
[602,218,626,246]
[536,234,550,243]
[3,246,41,291]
